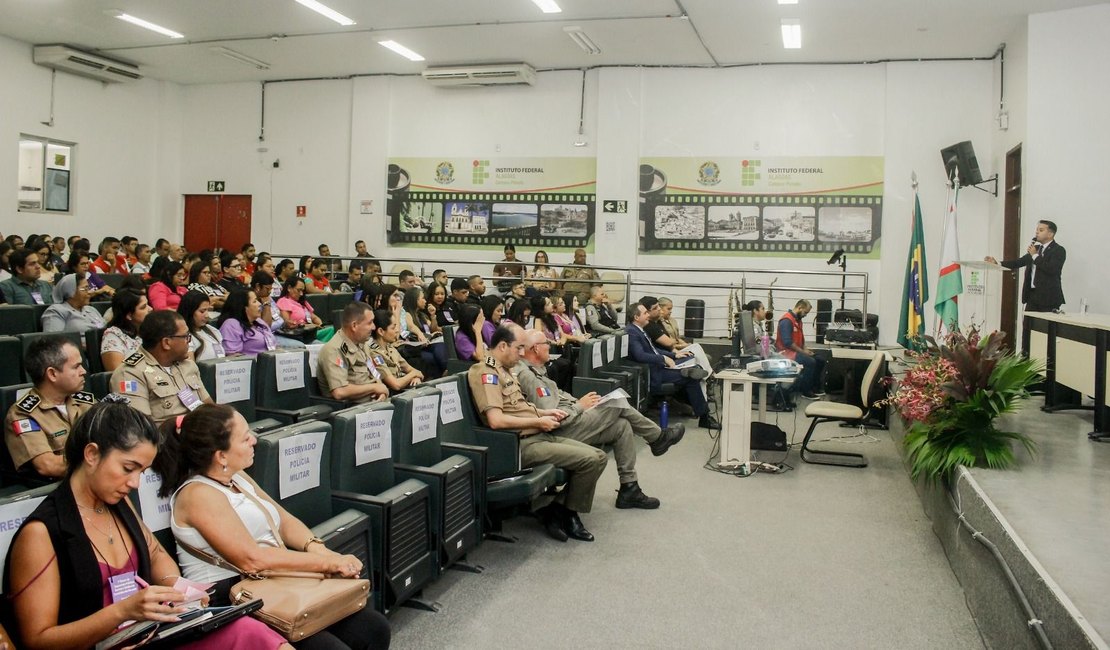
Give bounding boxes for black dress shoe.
[562,512,595,542]
[538,506,568,542]
[680,366,709,380]
[615,482,661,509]
[650,424,686,456]
[698,415,720,429]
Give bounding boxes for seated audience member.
[430,268,447,287]
[626,303,718,429]
[182,252,203,274]
[369,309,423,393]
[274,258,296,298]
[551,295,589,343]
[423,282,447,334]
[775,299,827,399]
[468,325,607,542]
[67,250,114,300]
[101,289,152,372]
[317,243,344,276]
[530,295,575,390]
[250,271,304,349]
[241,242,257,275]
[30,239,59,285]
[49,236,67,268]
[397,269,420,290]
[316,302,389,404]
[90,237,124,274]
[643,296,713,388]
[515,328,684,510]
[148,261,188,310]
[188,260,229,310]
[178,290,226,362]
[277,277,324,329]
[4,336,95,480]
[149,237,170,263]
[304,258,332,294]
[560,247,601,305]
[528,249,559,295]
[130,243,152,275]
[438,277,470,326]
[0,241,12,284]
[0,248,54,305]
[218,290,276,357]
[155,405,390,649]
[503,279,527,311]
[453,303,487,363]
[341,262,365,296]
[585,286,621,334]
[744,300,770,340]
[466,274,485,306]
[42,273,105,334]
[352,239,373,265]
[507,297,533,328]
[4,399,290,650]
[111,310,214,424]
[492,243,524,293]
[480,295,504,346]
[216,253,249,293]
[297,254,315,282]
[120,235,138,270]
[404,286,446,376]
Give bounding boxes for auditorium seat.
[86,372,112,399]
[246,421,376,606]
[305,294,330,322]
[329,292,354,317]
[0,336,23,386]
[426,373,558,539]
[196,357,282,433]
[84,328,105,373]
[98,273,125,290]
[253,350,334,424]
[571,336,621,399]
[390,387,481,574]
[328,401,438,613]
[440,325,473,373]
[129,469,176,558]
[0,383,45,489]
[0,305,38,336]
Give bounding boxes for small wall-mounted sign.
[296,205,307,218]
[207,181,226,192]
[602,200,627,214]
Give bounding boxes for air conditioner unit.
[422,63,536,87]
[33,45,142,83]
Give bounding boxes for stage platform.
[898,399,1110,649]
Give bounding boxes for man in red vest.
[775,299,826,399]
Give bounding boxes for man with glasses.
[111,310,212,424]
[0,248,55,305]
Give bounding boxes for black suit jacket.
[1000,240,1066,310]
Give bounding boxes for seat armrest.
[473,427,522,476]
[571,376,618,398]
[253,406,300,424]
[310,508,371,539]
[309,395,351,410]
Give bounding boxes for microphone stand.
[838,254,848,311]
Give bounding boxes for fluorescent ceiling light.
[293,0,356,26]
[210,46,270,70]
[378,40,425,62]
[112,12,184,39]
[531,0,562,14]
[781,19,802,49]
[777,0,799,5]
[564,27,601,55]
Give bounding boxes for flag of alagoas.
[935,184,963,334]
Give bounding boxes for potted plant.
[884,326,1044,483]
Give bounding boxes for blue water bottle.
[660,401,669,429]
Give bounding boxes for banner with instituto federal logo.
[386,157,596,250]
[638,156,884,257]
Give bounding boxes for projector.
[746,358,801,374]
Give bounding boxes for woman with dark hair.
[148,261,188,311]
[552,295,589,344]
[178,289,226,361]
[188,260,228,310]
[101,289,152,371]
[0,240,13,283]
[218,290,275,357]
[3,399,289,650]
[479,295,504,347]
[297,255,315,282]
[67,251,114,300]
[32,240,58,285]
[507,298,533,328]
[528,249,558,294]
[454,303,486,363]
[369,309,423,393]
[532,296,575,390]
[276,277,323,328]
[156,404,390,649]
[403,286,446,377]
[422,283,446,335]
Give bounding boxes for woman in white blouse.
[100,289,152,371]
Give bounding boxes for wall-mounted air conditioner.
[422,63,536,87]
[33,45,142,83]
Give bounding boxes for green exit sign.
[207,181,226,192]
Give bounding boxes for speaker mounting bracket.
[966,173,999,197]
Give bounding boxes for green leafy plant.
[889,326,1044,483]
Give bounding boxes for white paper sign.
[0,494,47,592]
[354,409,392,466]
[596,387,632,409]
[138,469,171,532]
[621,334,629,358]
[215,359,253,404]
[411,394,440,444]
[307,342,325,378]
[277,430,327,499]
[591,343,603,369]
[438,382,464,424]
[275,352,305,392]
[605,337,616,363]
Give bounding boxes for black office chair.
[798,351,886,468]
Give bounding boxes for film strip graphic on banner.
[388,191,595,248]
[640,193,882,253]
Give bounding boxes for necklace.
[80,508,115,545]
[205,474,235,489]
[77,502,106,515]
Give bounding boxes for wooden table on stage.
[1023,312,1110,439]
[713,369,796,472]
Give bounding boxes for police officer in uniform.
[317,302,390,404]
[4,336,95,480]
[467,324,606,542]
[513,328,684,510]
[368,308,423,394]
[110,310,212,425]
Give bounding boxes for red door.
[183,194,252,252]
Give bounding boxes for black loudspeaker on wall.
[940,140,983,187]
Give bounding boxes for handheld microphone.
[1031,236,1042,252]
[827,249,845,265]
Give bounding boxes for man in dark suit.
[986,219,1066,312]
[626,303,719,429]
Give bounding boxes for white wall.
[0,35,182,246]
[1027,4,1110,314]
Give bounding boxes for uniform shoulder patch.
[72,391,96,405]
[484,356,497,368]
[124,351,144,366]
[17,394,40,413]
[340,342,350,355]
[374,355,386,366]
[481,373,499,385]
[11,418,41,435]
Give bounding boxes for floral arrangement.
[884,326,1044,482]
